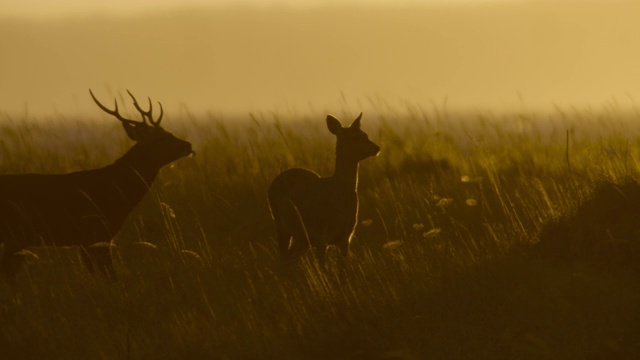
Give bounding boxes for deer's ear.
[122,123,142,141]
[326,115,343,135]
[349,112,363,129]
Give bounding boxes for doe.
[0,90,193,284]
[268,113,380,263]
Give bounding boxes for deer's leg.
[81,245,117,281]
[289,231,311,258]
[275,220,293,259]
[273,203,294,259]
[332,226,354,258]
[313,244,328,266]
[278,205,311,260]
[337,236,351,258]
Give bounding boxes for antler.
[89,89,163,127]
[89,89,140,126]
[126,90,163,126]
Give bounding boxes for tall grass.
[1,105,640,359]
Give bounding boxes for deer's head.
[327,113,380,163]
[89,90,193,167]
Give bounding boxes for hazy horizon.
[2,1,640,119]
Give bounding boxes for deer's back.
[268,167,319,200]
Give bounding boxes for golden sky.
[1,1,639,117]
[3,0,525,19]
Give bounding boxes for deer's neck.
[332,156,360,192]
[110,145,161,198]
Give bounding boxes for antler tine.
[127,90,163,127]
[89,89,139,125]
[146,97,164,126]
[155,101,164,126]
[126,90,151,125]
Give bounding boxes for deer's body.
[0,152,160,248]
[0,90,193,283]
[268,114,379,262]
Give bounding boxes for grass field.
[1,104,640,359]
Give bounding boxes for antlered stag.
[268,113,380,263]
[0,90,193,284]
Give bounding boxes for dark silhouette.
[0,90,193,284]
[268,113,380,263]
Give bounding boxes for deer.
[267,113,380,264]
[0,90,193,285]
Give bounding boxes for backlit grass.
[1,105,640,359]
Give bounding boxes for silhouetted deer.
[268,113,380,263]
[0,90,193,284]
